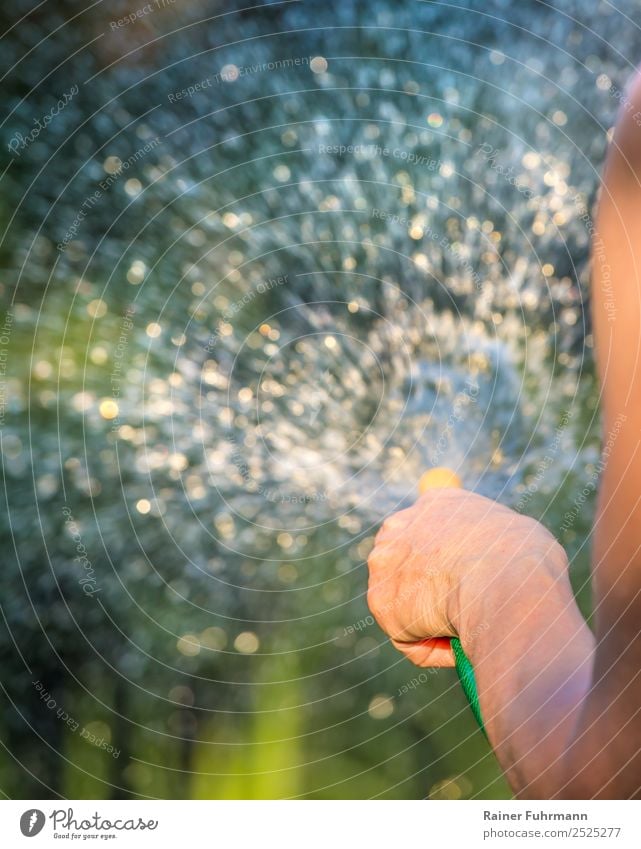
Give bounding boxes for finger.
[368,540,411,571]
[391,637,455,668]
[375,508,417,544]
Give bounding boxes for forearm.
[455,554,595,797]
[453,516,641,798]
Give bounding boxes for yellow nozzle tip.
[418,467,463,493]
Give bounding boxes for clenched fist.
[367,488,568,668]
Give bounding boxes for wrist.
[450,543,571,663]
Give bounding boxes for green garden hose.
[451,636,485,734]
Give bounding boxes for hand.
[367,488,568,668]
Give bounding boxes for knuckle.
[376,507,415,543]
[367,545,390,571]
[368,540,410,571]
[366,584,387,624]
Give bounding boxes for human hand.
[367,488,568,668]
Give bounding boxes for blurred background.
[0,0,638,799]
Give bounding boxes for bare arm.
[367,67,641,799]
[478,67,641,797]
[557,66,641,798]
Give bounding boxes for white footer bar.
[0,800,639,848]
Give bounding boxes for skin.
[367,68,641,798]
